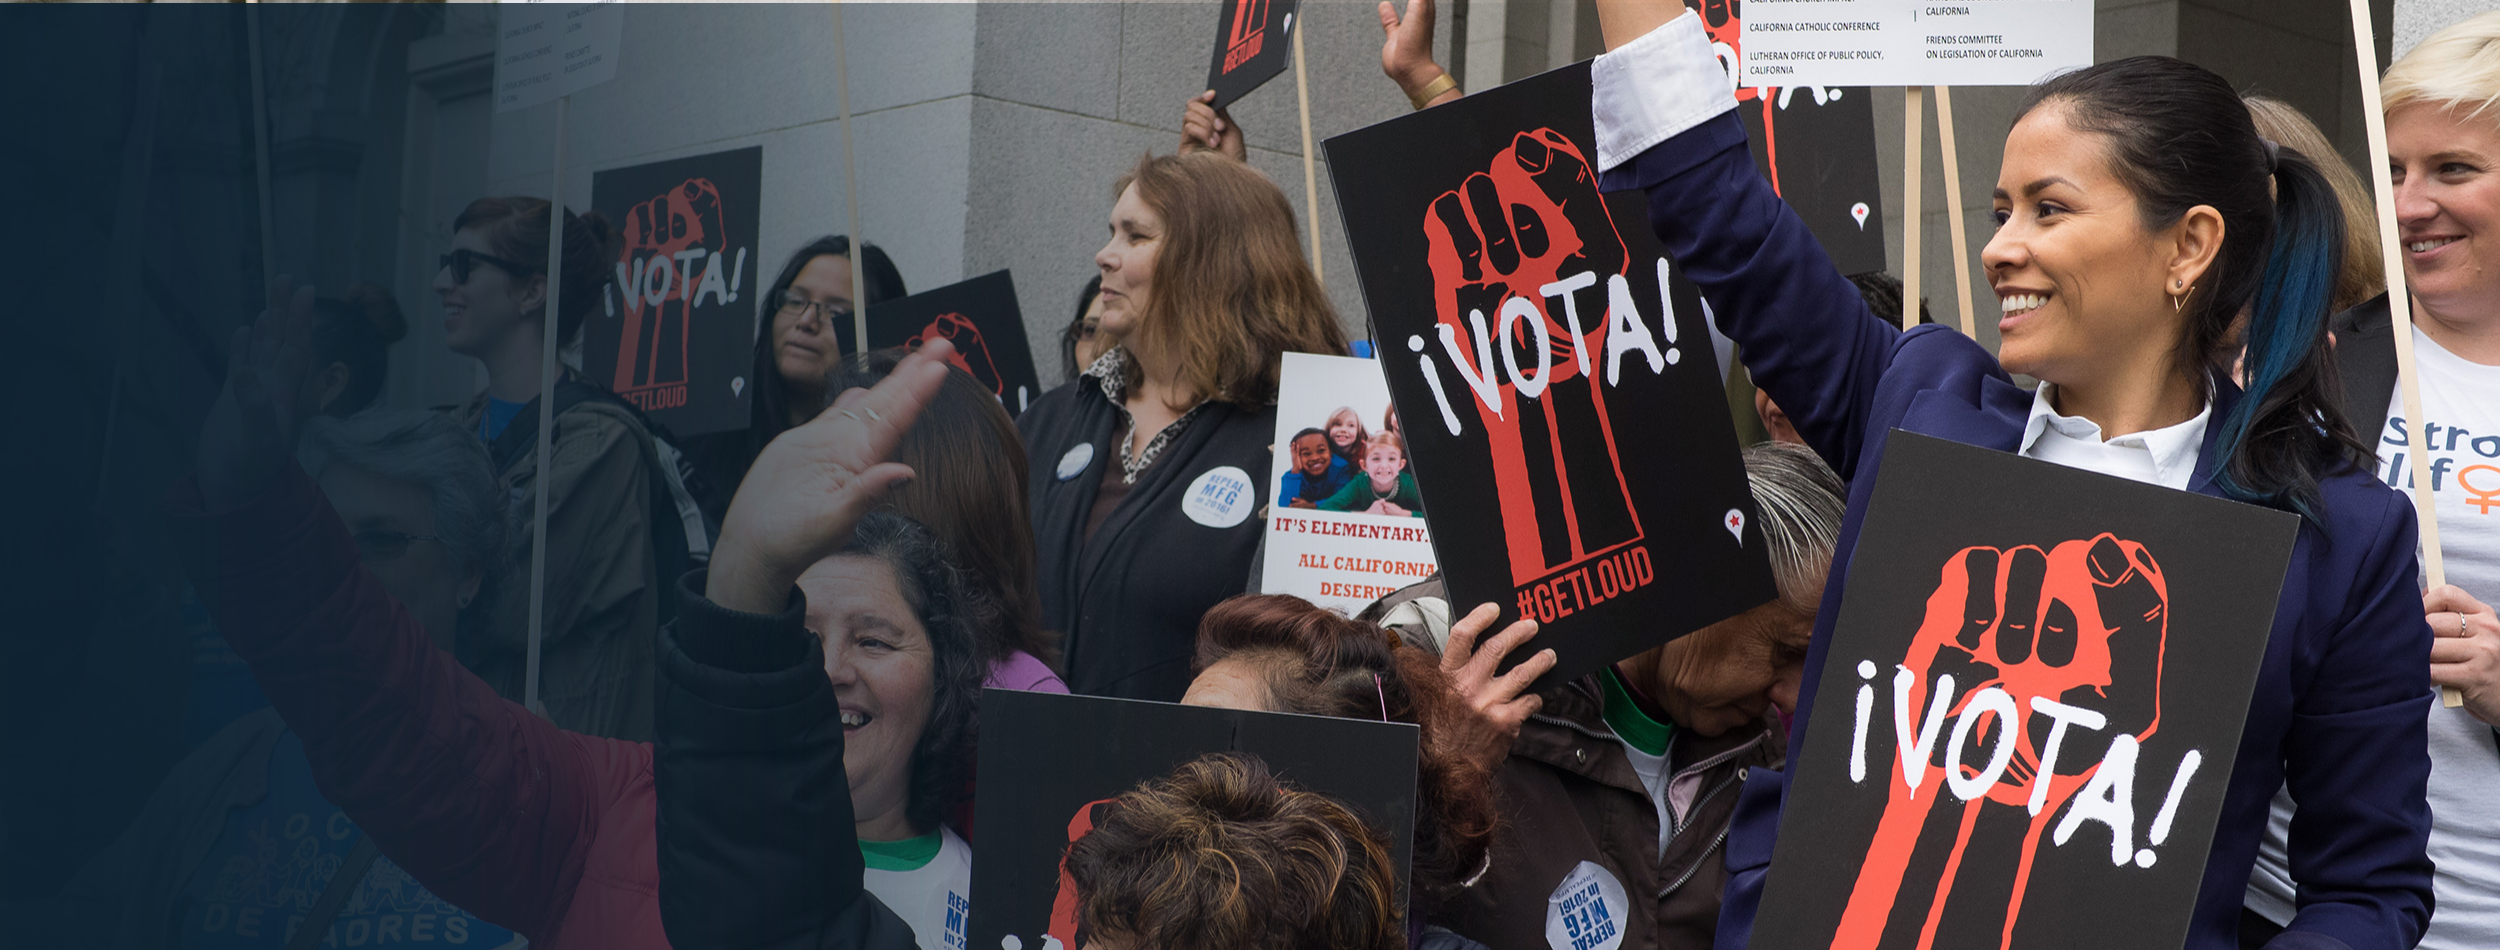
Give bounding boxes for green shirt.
[1316,469,1425,517]
[858,830,943,872]
[1599,666,1676,758]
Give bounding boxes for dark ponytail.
[310,282,409,417]
[2019,57,2371,523]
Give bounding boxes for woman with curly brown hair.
[1180,593,1517,949]
[1062,752,1405,950]
[1020,151,1350,702]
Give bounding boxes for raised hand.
[704,339,958,614]
[1180,91,1246,162]
[1437,603,1556,775]
[1377,0,1451,102]
[198,276,319,511]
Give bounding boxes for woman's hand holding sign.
[707,340,956,615]
[199,277,319,511]
[2427,585,2500,726]
[1438,603,1556,775]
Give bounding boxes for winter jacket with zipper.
[158,463,913,950]
[455,389,659,741]
[1436,672,1781,950]
[1017,368,1273,701]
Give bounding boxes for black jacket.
[2335,293,2402,439]
[654,570,919,950]
[1017,377,1273,700]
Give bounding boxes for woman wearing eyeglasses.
[682,235,909,524]
[432,196,665,742]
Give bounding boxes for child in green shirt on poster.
[1318,431,1425,518]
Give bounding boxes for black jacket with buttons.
[1016,377,1274,701]
[1435,673,1783,950]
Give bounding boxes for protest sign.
[1737,0,2093,89]
[1752,433,2297,950]
[1261,353,1441,614]
[857,269,1042,417]
[587,146,762,438]
[494,1,621,114]
[1204,0,1301,109]
[1323,62,1780,692]
[1685,0,1890,276]
[969,689,1419,950]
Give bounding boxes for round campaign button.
[1181,465,1255,528]
[1056,443,1096,482]
[1545,861,1627,950]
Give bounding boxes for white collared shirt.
[2016,384,2210,491]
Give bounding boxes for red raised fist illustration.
[1834,534,2168,949]
[906,312,1002,397]
[613,177,726,399]
[1422,128,1643,585]
[1046,797,1119,950]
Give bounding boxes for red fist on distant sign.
[612,177,726,404]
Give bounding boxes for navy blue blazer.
[1599,109,2434,950]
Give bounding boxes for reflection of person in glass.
[1319,431,1426,518]
[1281,427,1353,508]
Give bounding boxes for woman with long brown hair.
[1018,150,1348,701]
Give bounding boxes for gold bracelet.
[1408,72,1459,111]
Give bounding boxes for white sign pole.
[834,1,870,355]
[2343,0,2455,705]
[1900,86,1923,333]
[1935,85,1976,336]
[245,5,278,291]
[1294,16,1324,283]
[495,0,621,720]
[524,94,569,720]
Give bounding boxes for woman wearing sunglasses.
[432,197,665,742]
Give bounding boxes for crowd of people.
[20,1,2500,949]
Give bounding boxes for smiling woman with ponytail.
[1581,2,2436,949]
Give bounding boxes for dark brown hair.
[450,196,621,345]
[829,349,1058,672]
[310,282,408,417]
[1115,152,1348,409]
[1065,752,1403,950]
[1194,593,1497,915]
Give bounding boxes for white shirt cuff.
[1591,11,1737,174]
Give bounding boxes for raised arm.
[1586,6,1903,478]
[168,277,622,937]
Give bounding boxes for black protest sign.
[1752,433,2297,950]
[1686,0,1890,276]
[858,269,1042,417]
[1204,0,1300,108]
[969,689,1419,950]
[1322,62,1779,693]
[588,146,761,437]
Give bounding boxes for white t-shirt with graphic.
[863,826,974,950]
[2246,326,2500,948]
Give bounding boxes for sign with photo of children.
[1260,352,1441,615]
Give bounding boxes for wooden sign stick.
[1900,86,1924,332]
[524,93,570,721]
[1935,85,1977,336]
[2343,0,2457,705]
[833,0,871,354]
[1294,15,1324,282]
